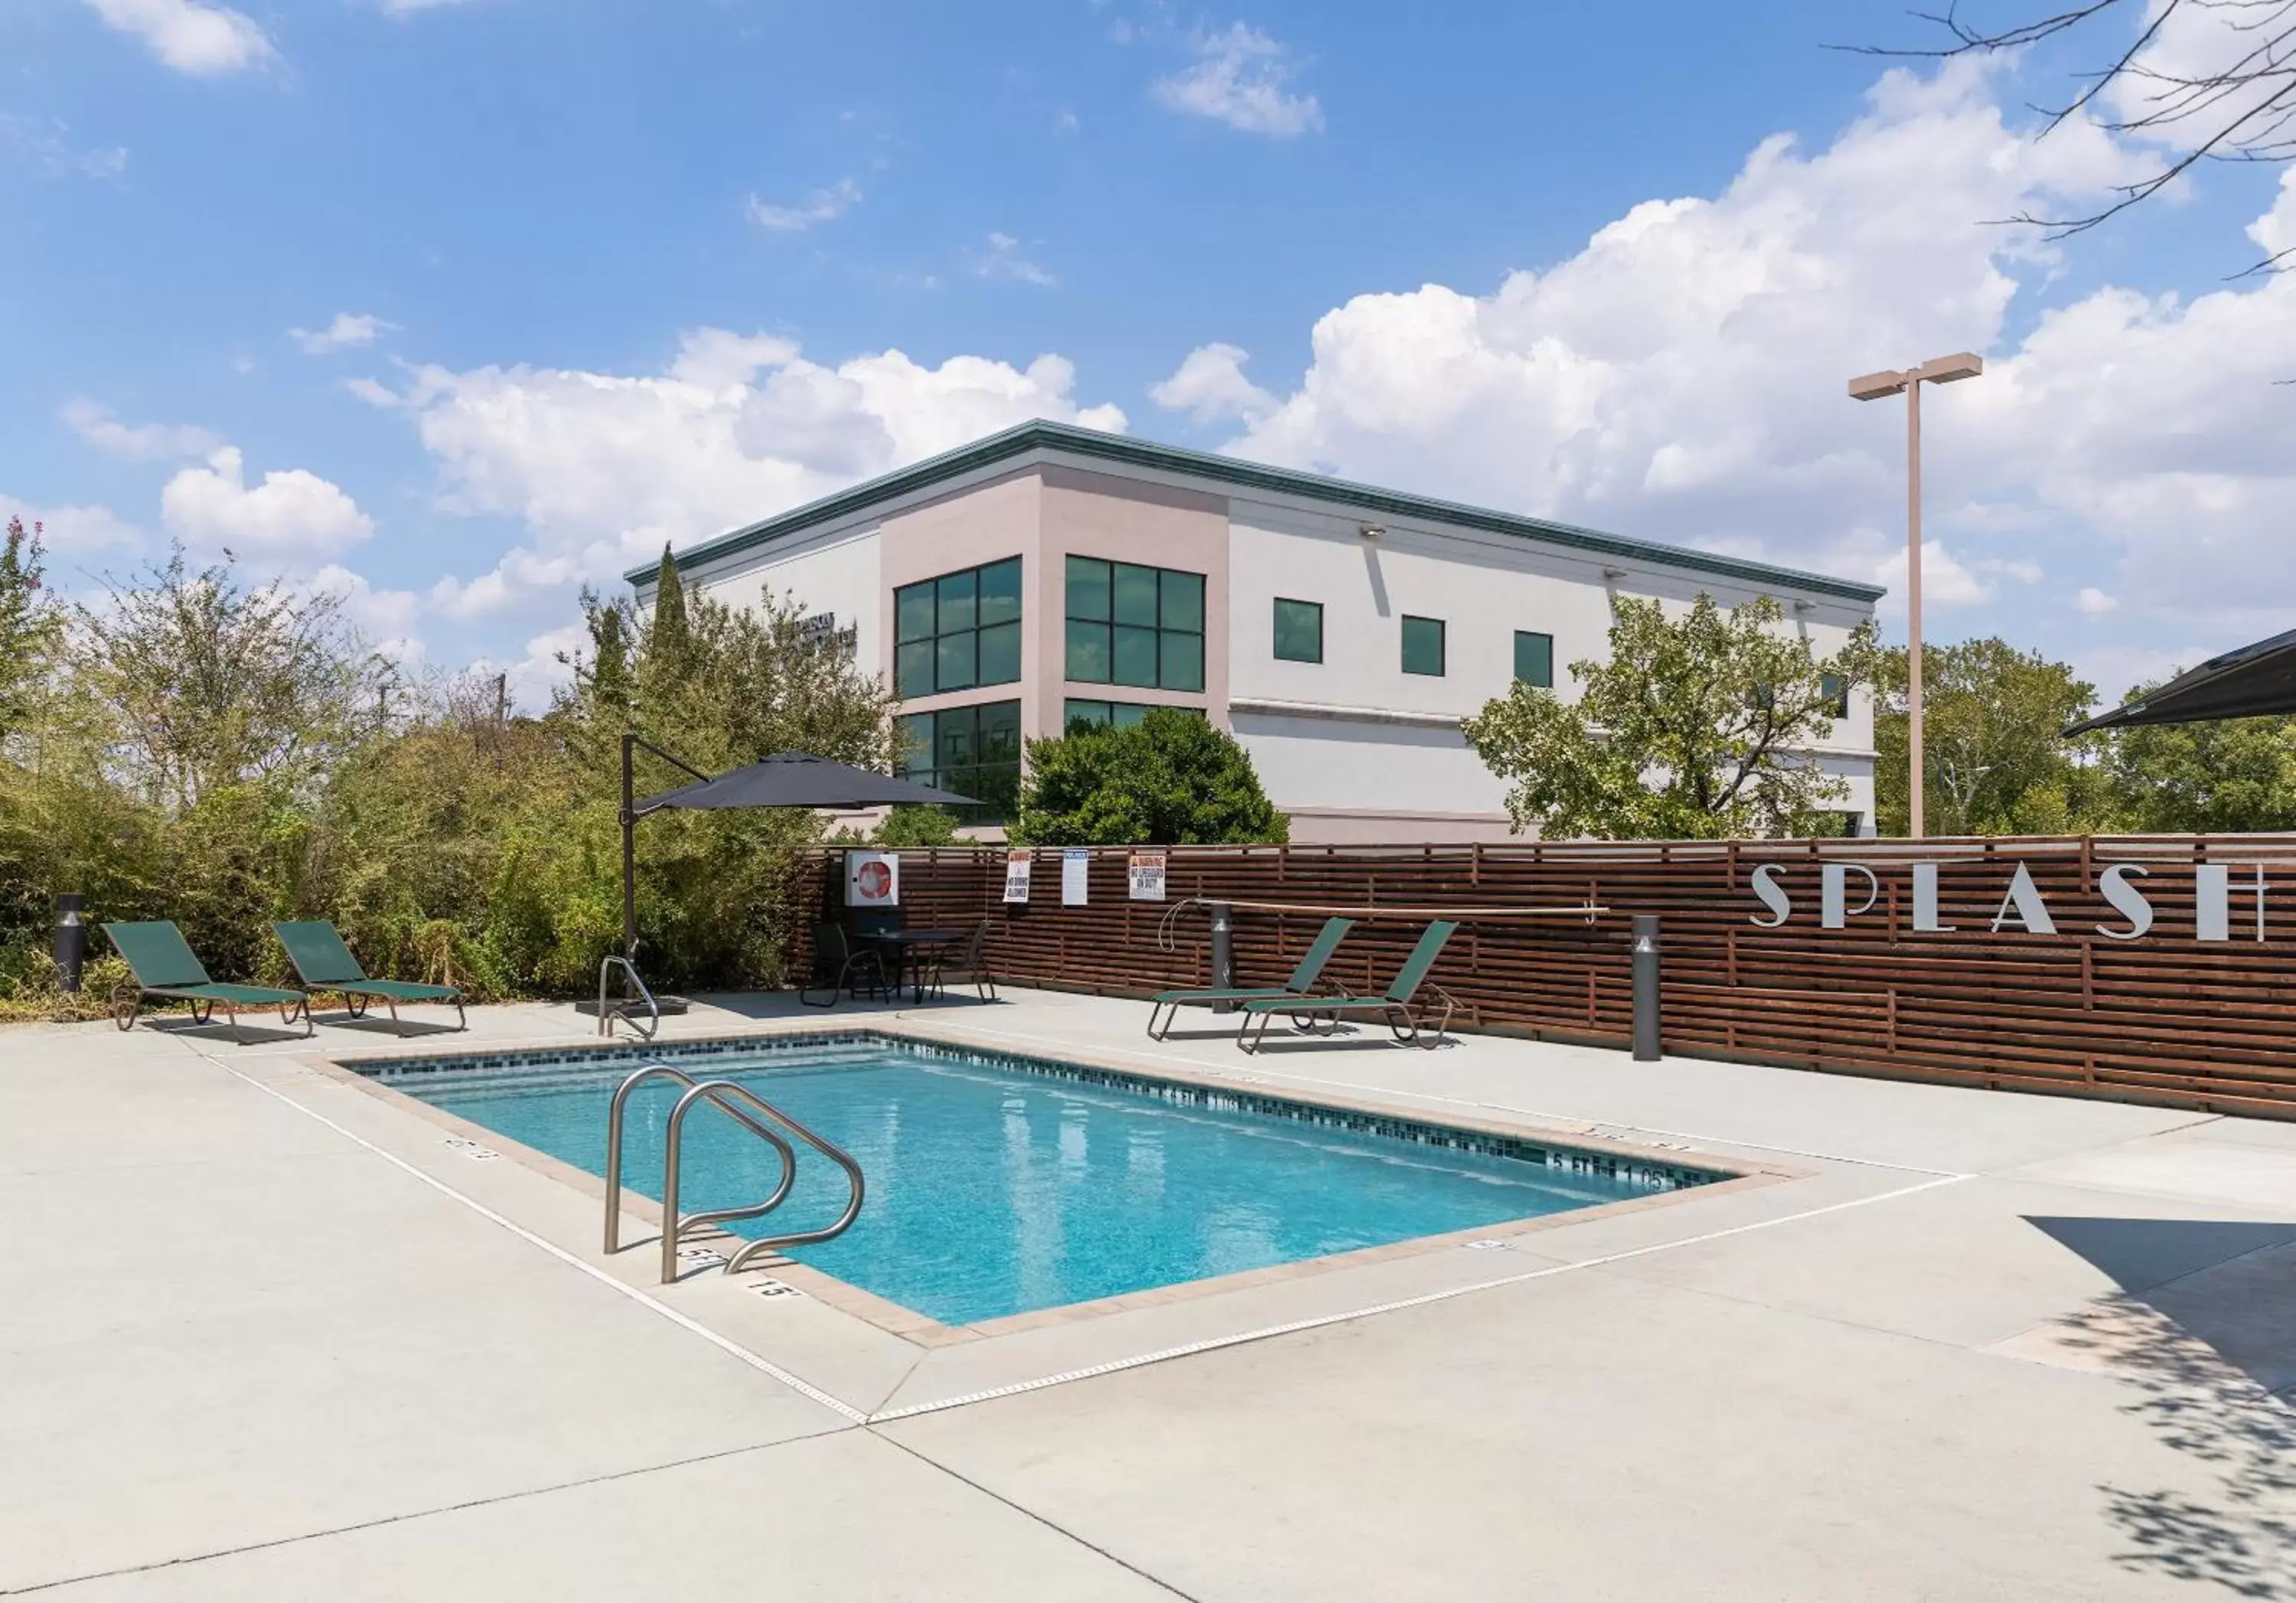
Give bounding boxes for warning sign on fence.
[1128,850,1167,902]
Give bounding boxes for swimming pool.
[376,1035,1718,1327]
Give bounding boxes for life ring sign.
[845,850,901,909]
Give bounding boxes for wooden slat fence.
[803,837,2296,1121]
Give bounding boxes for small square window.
[1821,673,1850,719]
[1274,599,1322,664]
[1513,630,1553,689]
[1401,615,1446,677]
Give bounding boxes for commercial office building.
[629,421,1883,841]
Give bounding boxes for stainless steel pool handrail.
[664,1079,867,1283]
[596,955,660,1040]
[603,1065,795,1256]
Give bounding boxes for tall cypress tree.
[651,544,692,670]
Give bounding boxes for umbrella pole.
[621,731,639,961]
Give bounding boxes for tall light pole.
[1848,351,1983,838]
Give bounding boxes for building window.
[1821,673,1850,719]
[895,700,1021,821]
[1063,700,1205,733]
[1273,598,1322,664]
[1513,630,1554,689]
[1401,615,1446,677]
[1065,556,1205,692]
[894,557,1022,700]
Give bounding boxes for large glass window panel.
[1160,629,1205,692]
[1066,556,1110,622]
[1065,699,1113,731]
[1067,619,1111,682]
[935,630,977,692]
[1113,625,1160,687]
[1159,570,1205,632]
[895,641,935,700]
[976,621,1022,687]
[977,700,1022,763]
[1273,598,1322,664]
[1401,615,1446,677]
[895,713,933,775]
[895,583,937,644]
[1112,563,1160,626]
[936,705,977,769]
[1513,630,1553,689]
[1111,702,1151,729]
[935,569,977,635]
[977,558,1022,628]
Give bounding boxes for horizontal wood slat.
[803,837,2296,1121]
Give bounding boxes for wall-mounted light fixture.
[1602,566,1628,582]
[1358,523,1384,543]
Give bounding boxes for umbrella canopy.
[2063,626,2296,736]
[638,750,974,814]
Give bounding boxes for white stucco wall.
[683,525,884,683]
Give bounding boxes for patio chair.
[923,920,998,1004]
[103,920,312,1039]
[1236,920,1459,1053]
[1146,916,1354,1040]
[799,922,891,1008]
[272,921,467,1031]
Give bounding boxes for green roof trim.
[624,420,1886,603]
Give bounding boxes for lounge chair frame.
[272,921,468,1032]
[1236,921,1459,1054]
[104,921,313,1040]
[1146,916,1357,1040]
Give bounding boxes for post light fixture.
[1848,351,1983,838]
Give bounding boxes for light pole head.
[1916,351,1984,384]
[1848,369,1910,401]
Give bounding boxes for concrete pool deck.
[3,988,2294,1599]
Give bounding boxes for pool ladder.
[603,1065,866,1284]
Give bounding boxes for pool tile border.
[348,1028,1729,1195]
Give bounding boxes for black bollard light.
[1629,914,1661,1063]
[1208,902,1235,1012]
[54,893,87,994]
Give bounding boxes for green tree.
[1463,593,1878,839]
[1015,709,1288,845]
[645,544,694,691]
[2105,696,2296,834]
[1873,639,2112,837]
[0,516,61,746]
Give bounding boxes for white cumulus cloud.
[63,400,221,462]
[161,447,373,562]
[82,0,276,75]
[746,178,863,233]
[367,328,1125,625]
[291,313,394,355]
[1153,23,1323,137]
[1148,341,1276,425]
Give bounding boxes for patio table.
[854,927,969,1004]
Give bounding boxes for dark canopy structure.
[619,736,972,960]
[2063,625,2296,736]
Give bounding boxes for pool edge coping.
[303,1014,1800,1350]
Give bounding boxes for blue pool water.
[397,1040,1701,1325]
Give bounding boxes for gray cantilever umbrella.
[619,736,973,959]
[2063,625,2296,736]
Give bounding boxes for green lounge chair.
[103,920,311,1038]
[273,921,467,1031]
[1146,916,1355,1040]
[1237,920,1459,1053]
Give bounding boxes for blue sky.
[6,0,2294,707]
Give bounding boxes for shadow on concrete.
[2026,1216,2296,1598]
[690,990,1012,1022]
[138,1017,311,1047]
[312,1014,465,1040]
